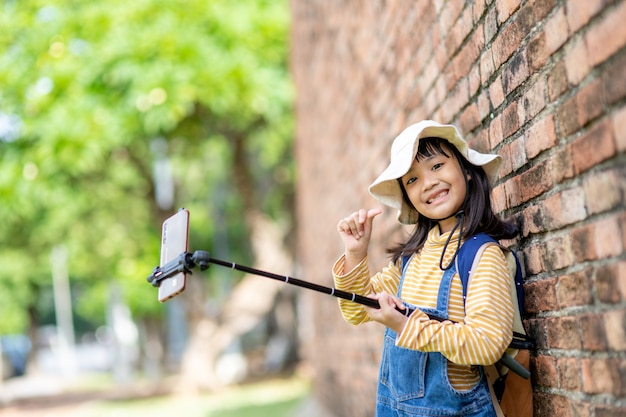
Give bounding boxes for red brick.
[504,176,522,208]
[586,0,626,67]
[519,77,546,124]
[519,160,552,203]
[496,0,522,24]
[553,146,575,183]
[469,63,481,97]
[467,127,490,154]
[605,308,626,351]
[456,6,475,49]
[477,89,491,122]
[459,103,480,133]
[547,316,582,349]
[489,74,505,110]
[527,31,548,71]
[484,6,498,45]
[524,277,557,313]
[532,354,558,387]
[571,119,616,175]
[502,101,519,138]
[580,313,608,351]
[566,0,605,33]
[499,137,526,177]
[595,215,624,259]
[534,393,571,417]
[581,358,626,396]
[583,169,624,216]
[502,50,529,95]
[601,49,626,105]
[557,95,579,137]
[548,60,568,102]
[576,79,604,127]
[560,186,587,226]
[521,204,544,236]
[564,37,591,86]
[488,113,504,148]
[440,0,465,39]
[544,6,569,55]
[526,318,548,349]
[518,4,537,35]
[539,194,564,230]
[621,212,626,252]
[612,105,626,152]
[595,262,626,304]
[492,184,506,214]
[531,0,556,22]
[615,262,626,301]
[525,114,556,159]
[493,20,524,68]
[480,48,495,86]
[524,242,547,275]
[571,224,598,262]
[545,235,575,271]
[472,0,486,23]
[557,269,593,308]
[557,357,581,390]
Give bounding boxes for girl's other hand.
[336,208,382,262]
[364,291,408,334]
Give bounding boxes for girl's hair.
[388,137,519,263]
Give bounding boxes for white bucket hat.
[368,120,502,224]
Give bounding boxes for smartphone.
[158,208,190,302]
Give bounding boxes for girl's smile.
[426,189,449,205]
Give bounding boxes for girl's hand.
[364,291,408,334]
[336,208,382,264]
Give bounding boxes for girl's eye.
[406,177,417,185]
[432,162,443,170]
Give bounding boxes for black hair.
[388,137,519,263]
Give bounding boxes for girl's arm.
[395,245,514,365]
[332,256,402,325]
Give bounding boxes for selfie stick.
[147,250,413,317]
[147,250,531,379]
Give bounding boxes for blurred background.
[0,0,308,416]
[3,1,626,416]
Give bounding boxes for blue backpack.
[402,233,533,417]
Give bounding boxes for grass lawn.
[78,376,310,417]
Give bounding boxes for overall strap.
[399,254,412,297]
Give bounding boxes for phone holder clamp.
[146,250,211,288]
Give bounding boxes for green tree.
[0,0,293,349]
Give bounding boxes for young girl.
[333,120,518,417]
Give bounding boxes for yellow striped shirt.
[333,227,514,390]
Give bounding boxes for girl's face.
[401,144,468,233]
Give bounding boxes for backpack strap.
[456,233,499,303]
[456,233,528,336]
[400,254,412,275]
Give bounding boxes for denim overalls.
[375,261,497,417]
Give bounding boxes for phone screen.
[157,208,189,302]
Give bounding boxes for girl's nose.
[422,172,438,190]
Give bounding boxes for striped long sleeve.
[333,227,514,390]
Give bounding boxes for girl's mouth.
[427,190,448,204]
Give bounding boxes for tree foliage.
[0,0,293,334]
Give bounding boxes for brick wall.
[290,1,626,416]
